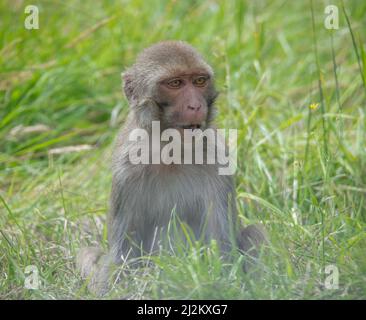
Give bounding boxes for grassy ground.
[0,0,365,299]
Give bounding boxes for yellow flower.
[309,102,320,110]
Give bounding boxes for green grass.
[1,0,366,299]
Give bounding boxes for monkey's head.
[123,41,218,131]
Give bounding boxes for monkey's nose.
[187,104,201,111]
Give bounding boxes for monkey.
[77,41,267,295]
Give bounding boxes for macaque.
[77,41,266,295]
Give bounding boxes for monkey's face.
[154,70,216,131]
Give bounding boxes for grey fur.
[77,41,266,295]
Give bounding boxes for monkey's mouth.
[177,124,203,130]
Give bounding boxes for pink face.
[155,71,212,130]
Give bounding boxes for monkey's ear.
[122,72,134,103]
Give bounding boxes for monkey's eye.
[193,76,208,86]
[167,79,183,88]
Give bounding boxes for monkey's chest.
[131,165,216,225]
[120,164,231,252]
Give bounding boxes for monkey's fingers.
[76,246,104,279]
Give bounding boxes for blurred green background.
[0,0,365,299]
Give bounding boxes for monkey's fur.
[77,41,267,295]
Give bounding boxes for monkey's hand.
[237,224,268,272]
[76,247,111,296]
[238,224,268,253]
[76,247,104,279]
